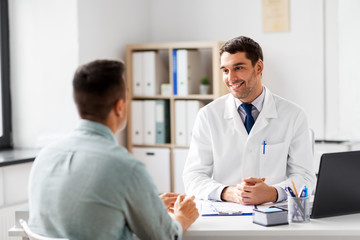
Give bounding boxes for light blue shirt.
[28,119,182,240]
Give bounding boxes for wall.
[9,0,151,148]
[149,0,325,139]
[77,0,151,145]
[9,0,359,148]
[338,0,360,140]
[9,0,79,148]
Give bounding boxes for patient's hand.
[159,192,179,213]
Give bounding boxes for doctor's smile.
[228,81,244,91]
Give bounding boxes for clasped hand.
[221,177,278,205]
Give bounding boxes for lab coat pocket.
[259,142,287,185]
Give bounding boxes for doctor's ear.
[256,60,263,74]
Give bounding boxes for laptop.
[311,150,360,218]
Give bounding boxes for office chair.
[19,219,69,240]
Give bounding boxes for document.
[199,200,255,216]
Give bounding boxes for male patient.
[28,60,198,239]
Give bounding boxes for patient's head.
[73,60,126,122]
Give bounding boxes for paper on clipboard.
[200,200,255,216]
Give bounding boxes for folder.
[143,51,156,96]
[143,51,168,96]
[177,50,201,96]
[132,52,144,95]
[172,49,178,95]
[186,100,204,145]
[173,148,189,194]
[175,100,187,146]
[132,147,171,193]
[131,100,144,144]
[144,100,156,145]
[155,100,170,144]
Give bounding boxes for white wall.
[338,0,360,140]
[9,0,150,148]
[8,0,359,148]
[77,0,151,145]
[77,0,151,64]
[9,0,79,148]
[149,0,325,139]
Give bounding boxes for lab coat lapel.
[250,87,278,137]
[223,94,249,137]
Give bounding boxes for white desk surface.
[183,213,360,240]
[9,213,360,240]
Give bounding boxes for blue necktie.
[240,103,255,134]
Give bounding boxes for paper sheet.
[199,200,255,216]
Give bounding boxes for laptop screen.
[311,150,360,218]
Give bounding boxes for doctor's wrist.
[270,186,278,202]
[220,186,230,201]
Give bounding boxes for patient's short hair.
[73,60,126,121]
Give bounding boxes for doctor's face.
[220,51,263,103]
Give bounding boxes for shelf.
[132,95,171,100]
[126,41,227,192]
[173,95,215,100]
[132,95,216,100]
[132,144,172,148]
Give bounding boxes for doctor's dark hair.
[220,36,263,66]
[73,59,126,121]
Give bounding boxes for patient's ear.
[114,98,126,118]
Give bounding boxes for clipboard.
[200,200,256,216]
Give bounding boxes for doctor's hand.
[239,177,278,205]
[159,192,180,213]
[221,178,278,205]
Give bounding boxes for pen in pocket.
[262,140,266,154]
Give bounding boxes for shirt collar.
[74,119,118,144]
[234,86,266,112]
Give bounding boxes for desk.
[9,212,360,240]
[184,213,360,240]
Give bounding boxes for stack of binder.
[175,100,204,146]
[131,100,170,145]
[173,49,202,95]
[132,51,168,96]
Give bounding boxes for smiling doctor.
[183,36,316,205]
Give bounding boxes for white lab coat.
[183,87,316,200]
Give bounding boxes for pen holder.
[288,196,310,223]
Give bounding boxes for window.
[0,0,12,149]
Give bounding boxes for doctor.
[183,36,316,205]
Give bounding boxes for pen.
[299,186,308,198]
[284,186,297,197]
[291,180,298,196]
[263,141,266,154]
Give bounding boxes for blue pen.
[285,186,297,197]
[299,186,308,198]
[263,141,266,154]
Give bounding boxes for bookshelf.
[126,42,228,192]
